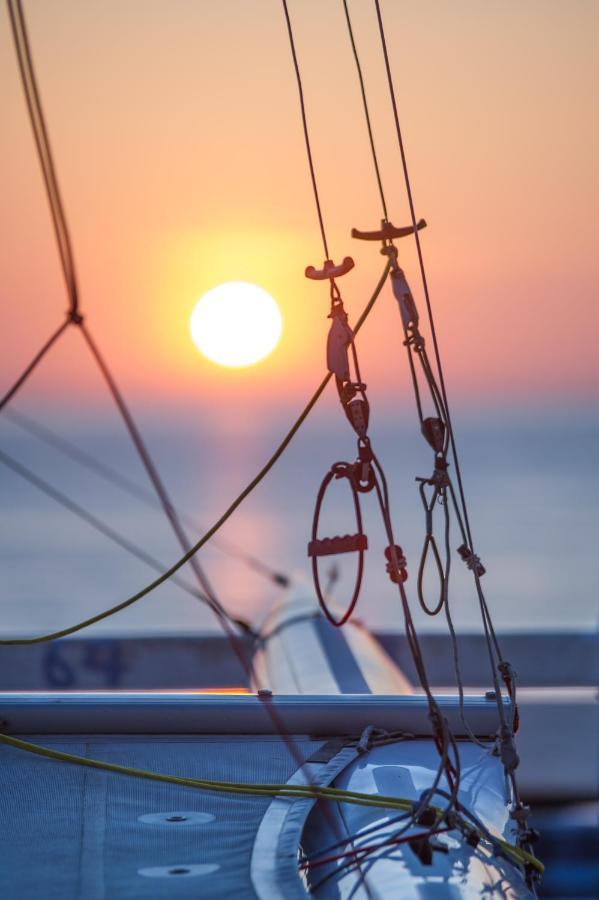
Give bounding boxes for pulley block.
[421,417,446,454]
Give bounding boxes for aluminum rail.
[0,691,505,736]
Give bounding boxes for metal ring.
[310,464,366,627]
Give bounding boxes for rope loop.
[416,479,446,615]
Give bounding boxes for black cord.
[367,1,522,811]
[0,319,70,412]
[281,0,330,259]
[79,322,250,636]
[0,262,390,646]
[341,0,388,220]
[3,408,290,588]
[0,447,215,607]
[7,0,79,315]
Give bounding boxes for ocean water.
[1,402,597,637]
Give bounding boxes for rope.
[337,0,522,812]
[341,0,388,220]
[281,0,330,259]
[0,733,543,876]
[364,3,531,865]
[78,323,244,632]
[4,0,253,648]
[0,318,70,412]
[371,0,506,679]
[0,447,216,608]
[3,408,290,588]
[0,261,390,645]
[6,0,79,315]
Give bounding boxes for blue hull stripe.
[313,617,371,694]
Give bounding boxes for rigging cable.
[339,0,533,871]
[342,0,514,748]
[0,447,218,609]
[371,0,509,698]
[281,0,464,859]
[371,0,521,776]
[4,0,363,799]
[341,0,388,221]
[3,408,290,588]
[6,0,80,315]
[4,0,251,642]
[0,320,70,413]
[0,260,390,645]
[281,0,330,259]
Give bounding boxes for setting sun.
[190,281,283,368]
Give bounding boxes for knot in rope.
[68,309,84,325]
[457,543,486,577]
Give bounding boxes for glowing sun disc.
[190,281,282,368]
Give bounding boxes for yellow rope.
[0,732,543,874]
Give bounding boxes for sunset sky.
[0,1,598,637]
[1,0,597,420]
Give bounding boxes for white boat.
[0,584,543,898]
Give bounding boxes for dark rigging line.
[371,0,509,707]
[0,261,390,645]
[0,447,215,607]
[4,0,250,641]
[7,0,79,315]
[371,0,478,579]
[282,3,460,868]
[5,0,368,812]
[0,319,70,413]
[341,0,508,703]
[2,408,290,587]
[281,0,330,259]
[341,0,388,220]
[78,322,248,632]
[370,2,531,855]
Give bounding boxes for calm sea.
[1,403,597,636]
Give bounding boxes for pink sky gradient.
[1,0,598,419]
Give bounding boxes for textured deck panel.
[0,734,322,899]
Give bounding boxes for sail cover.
[0,733,336,899]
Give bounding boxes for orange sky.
[1,0,598,419]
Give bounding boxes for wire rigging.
[281,0,330,259]
[279,1,471,877]
[0,447,216,608]
[0,319,70,413]
[78,322,247,633]
[328,0,538,881]
[6,0,80,316]
[0,261,390,646]
[370,0,518,760]
[3,408,290,587]
[2,0,253,646]
[341,0,388,220]
[1,0,540,886]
